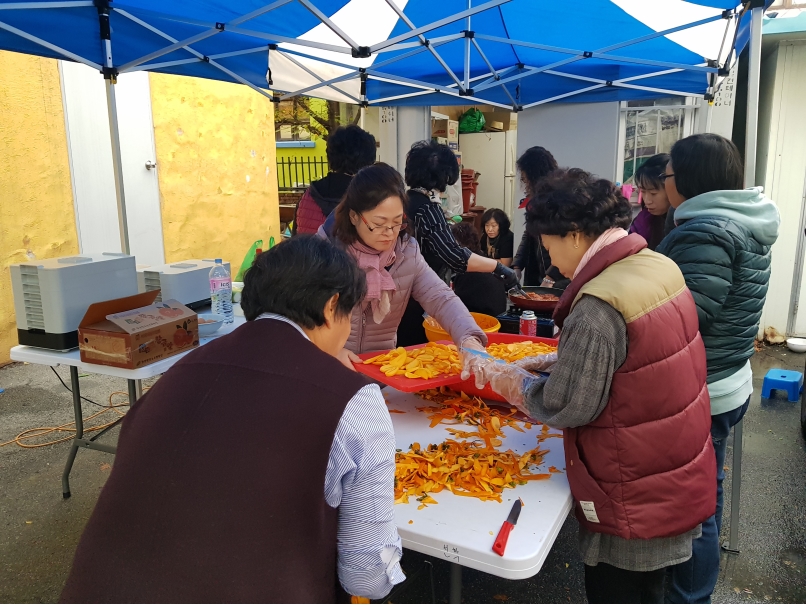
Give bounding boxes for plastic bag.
[458,108,486,133]
[234,239,262,282]
[441,181,465,219]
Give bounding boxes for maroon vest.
[295,188,327,235]
[61,319,369,603]
[554,235,716,540]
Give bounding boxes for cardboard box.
[432,136,448,146]
[432,119,458,142]
[481,111,518,131]
[78,291,199,370]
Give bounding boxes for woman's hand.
[492,261,520,291]
[513,352,558,373]
[336,348,362,371]
[460,348,543,419]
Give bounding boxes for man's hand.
[337,348,362,371]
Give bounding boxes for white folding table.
[385,389,572,602]
[9,316,245,498]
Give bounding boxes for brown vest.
[60,319,369,603]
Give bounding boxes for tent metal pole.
[723,0,764,557]
[104,77,130,255]
[464,1,471,91]
[743,3,764,189]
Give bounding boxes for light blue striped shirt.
[257,314,405,599]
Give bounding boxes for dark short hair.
[327,125,377,174]
[634,153,670,191]
[526,168,633,239]
[517,146,559,197]
[670,133,744,200]
[450,221,481,254]
[241,235,366,327]
[405,140,459,192]
[480,208,511,235]
[333,162,409,245]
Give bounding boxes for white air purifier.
[137,259,231,310]
[10,253,138,351]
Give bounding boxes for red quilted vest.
[554,235,716,540]
[295,188,327,235]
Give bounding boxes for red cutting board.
[354,333,559,395]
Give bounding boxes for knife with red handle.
[492,498,522,556]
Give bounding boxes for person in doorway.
[293,125,376,235]
[451,221,508,317]
[463,168,715,605]
[657,133,780,604]
[318,162,488,358]
[60,236,405,603]
[512,146,568,289]
[398,141,519,345]
[628,153,672,251]
[480,208,515,266]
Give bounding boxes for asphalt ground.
[0,345,804,603]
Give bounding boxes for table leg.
[449,562,462,604]
[722,418,743,553]
[61,366,83,499]
[127,379,139,406]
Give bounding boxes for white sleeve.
[324,384,405,600]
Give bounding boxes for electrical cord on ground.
[0,369,148,449]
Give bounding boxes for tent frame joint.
[215,22,225,31]
[458,88,475,96]
[351,46,371,59]
[721,9,734,19]
[463,30,475,39]
[747,0,765,9]
[583,51,593,58]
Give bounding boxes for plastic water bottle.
[209,259,233,324]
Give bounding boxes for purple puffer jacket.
[318,230,487,354]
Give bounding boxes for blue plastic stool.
[761,369,803,402]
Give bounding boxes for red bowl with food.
[508,286,563,312]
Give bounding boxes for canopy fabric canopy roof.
[0,0,753,109]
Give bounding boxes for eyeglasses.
[360,213,408,234]
[658,172,675,182]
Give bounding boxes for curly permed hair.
[405,140,460,192]
[516,146,558,197]
[525,168,632,239]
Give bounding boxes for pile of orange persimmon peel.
[395,388,563,508]
[364,341,557,379]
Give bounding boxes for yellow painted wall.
[0,52,78,366]
[149,73,281,265]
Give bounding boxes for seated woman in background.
[628,153,671,250]
[293,125,376,235]
[61,236,404,604]
[318,162,488,359]
[480,208,515,266]
[450,221,508,317]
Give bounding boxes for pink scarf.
[573,228,629,279]
[348,240,397,323]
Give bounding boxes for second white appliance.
[457,130,518,217]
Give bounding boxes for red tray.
[355,343,465,393]
[354,333,559,397]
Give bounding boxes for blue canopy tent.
[0,0,763,253]
[0,0,769,569]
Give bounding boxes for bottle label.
[210,278,231,293]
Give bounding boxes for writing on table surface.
[443,544,460,563]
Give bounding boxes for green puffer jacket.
[657,188,780,383]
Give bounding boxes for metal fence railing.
[276,156,329,191]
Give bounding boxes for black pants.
[585,563,666,604]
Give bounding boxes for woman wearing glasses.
[320,162,488,362]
